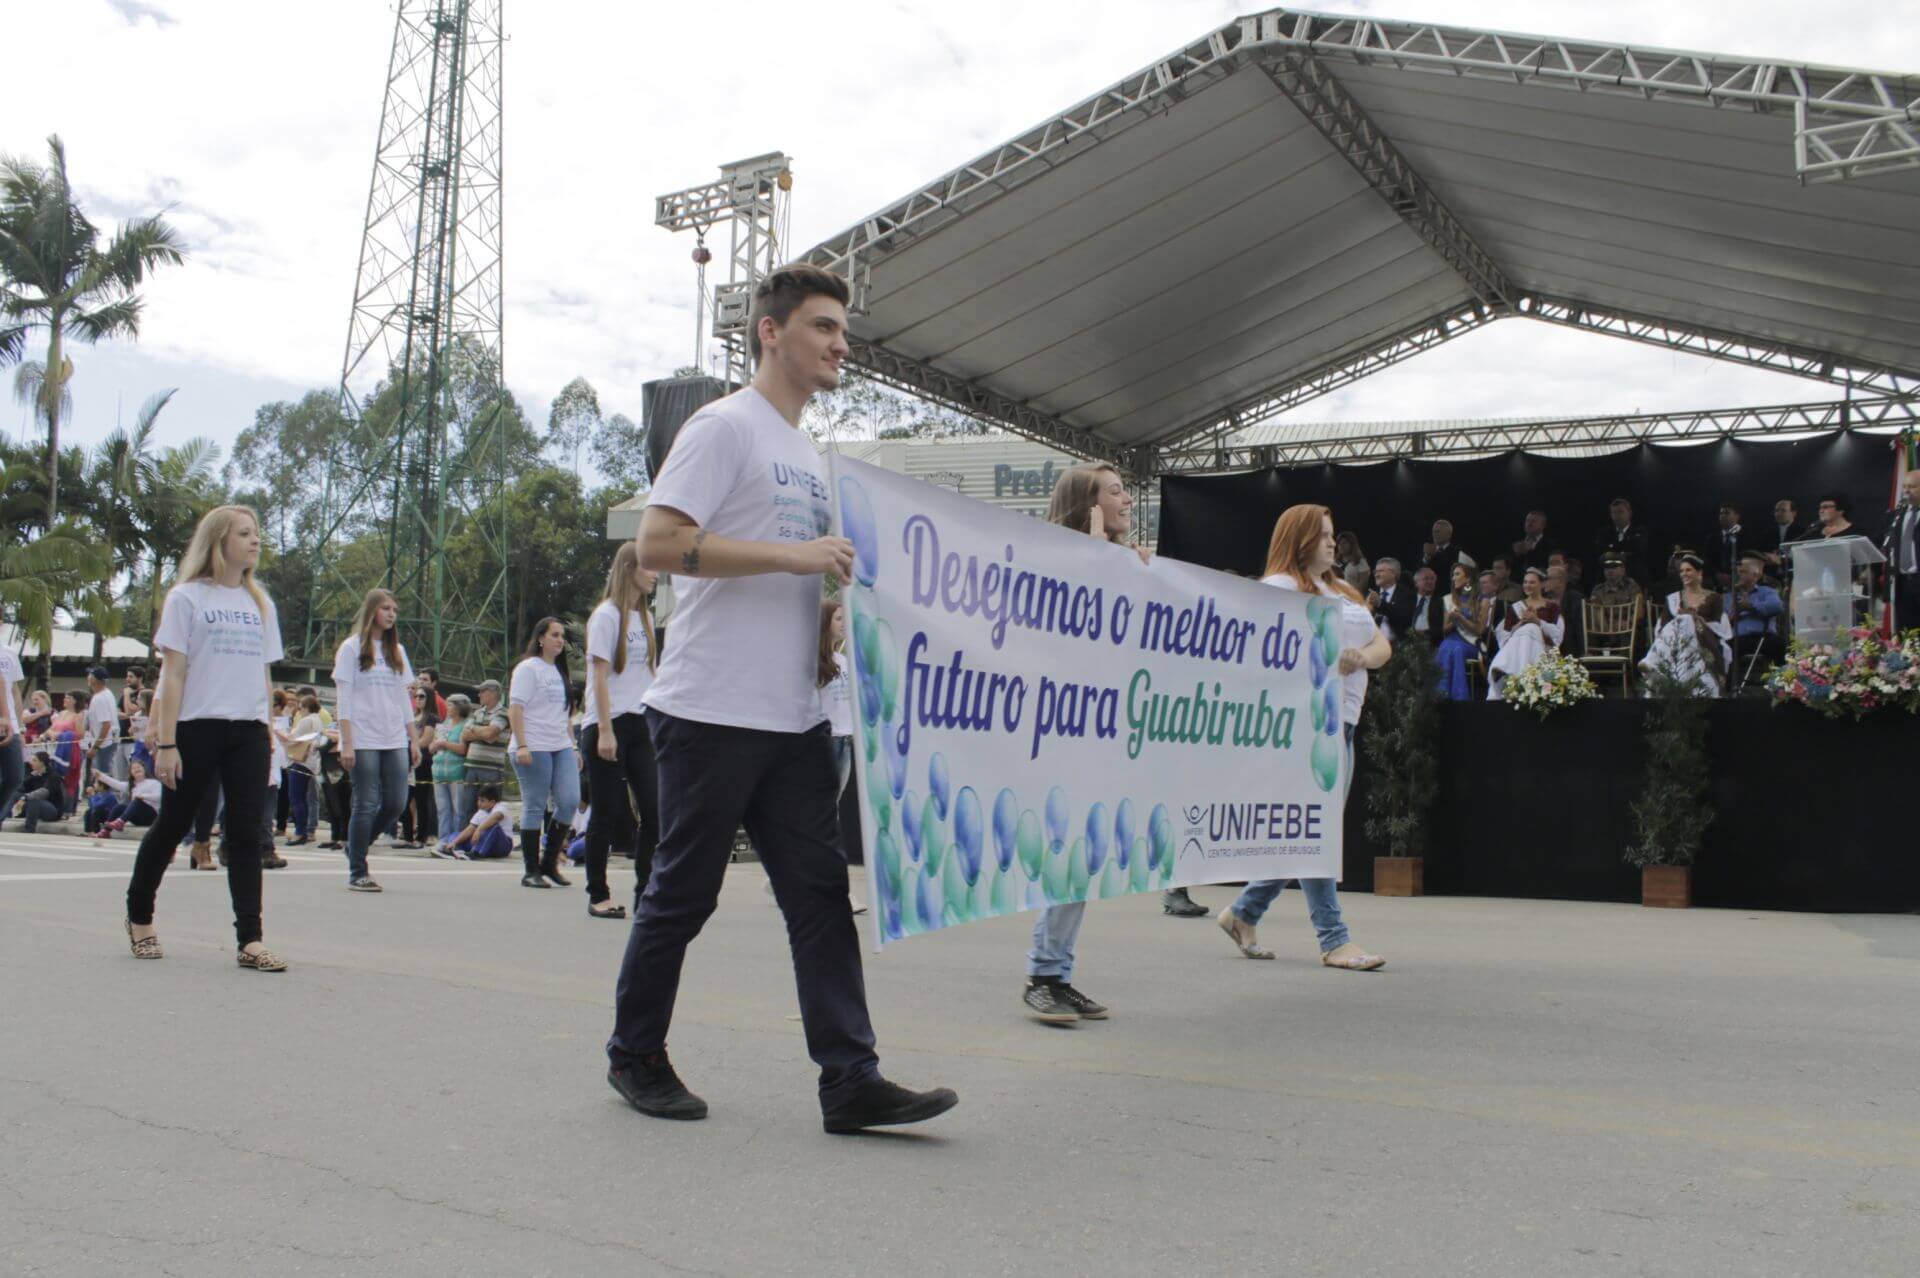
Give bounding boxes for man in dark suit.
[1708,501,1748,590]
[1407,566,1445,648]
[1760,497,1804,585]
[1512,511,1560,573]
[1595,497,1650,586]
[1422,519,1466,585]
[1888,470,1920,634]
[1367,558,1417,640]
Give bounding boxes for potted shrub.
[1362,635,1439,896]
[1626,660,1713,907]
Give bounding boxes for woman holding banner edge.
[1021,463,1146,1025]
[1217,504,1389,971]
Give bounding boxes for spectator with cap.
[459,678,510,829]
[83,666,122,786]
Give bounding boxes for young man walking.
[606,265,958,1135]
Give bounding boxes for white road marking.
[0,846,109,861]
[0,867,522,883]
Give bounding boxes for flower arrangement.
[1765,628,1920,719]
[1503,648,1601,721]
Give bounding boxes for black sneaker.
[821,1077,959,1134]
[1054,983,1109,1020]
[1023,979,1079,1024]
[1162,887,1209,917]
[347,876,383,892]
[521,873,551,889]
[608,1052,708,1121]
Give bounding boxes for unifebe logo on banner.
[831,455,1344,951]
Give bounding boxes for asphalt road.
[3,828,1916,1276]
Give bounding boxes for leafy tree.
[0,520,113,661]
[228,389,352,555]
[0,135,185,526]
[547,375,601,474]
[805,368,988,444]
[589,410,648,493]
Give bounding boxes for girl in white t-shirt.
[1217,504,1390,971]
[332,588,421,893]
[123,505,288,971]
[580,542,659,918]
[1020,465,1148,1026]
[509,616,580,890]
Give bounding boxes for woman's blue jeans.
[346,747,410,880]
[1027,902,1088,981]
[434,781,462,843]
[1231,724,1354,952]
[511,748,579,832]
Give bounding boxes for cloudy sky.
[6,0,1916,468]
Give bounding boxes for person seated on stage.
[1489,554,1524,605]
[1730,553,1786,679]
[1511,510,1560,573]
[1564,554,1585,592]
[1435,563,1488,700]
[1544,563,1586,655]
[1366,558,1416,639]
[1486,567,1564,700]
[439,783,513,860]
[87,759,164,837]
[1651,545,1690,604]
[1590,552,1644,609]
[1408,566,1444,647]
[1472,569,1505,664]
[1595,497,1650,586]
[1642,552,1731,697]
[1812,492,1855,539]
[1421,519,1469,584]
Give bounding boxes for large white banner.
[832,456,1346,950]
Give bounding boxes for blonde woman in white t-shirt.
[123,506,288,971]
[509,616,580,890]
[1216,504,1389,971]
[332,589,420,893]
[581,543,660,917]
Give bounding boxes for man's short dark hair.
[476,783,503,803]
[1820,491,1851,516]
[1719,501,1740,517]
[748,265,851,363]
[1610,497,1632,510]
[420,669,439,685]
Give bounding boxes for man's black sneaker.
[608,1053,708,1121]
[1054,983,1109,1020]
[1023,979,1079,1024]
[821,1078,959,1134]
[1162,887,1209,917]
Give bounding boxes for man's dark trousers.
[608,709,880,1107]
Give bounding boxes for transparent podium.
[1788,535,1884,647]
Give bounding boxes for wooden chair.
[1581,597,1642,694]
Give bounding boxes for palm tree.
[0,135,185,527]
[136,435,224,638]
[0,517,112,662]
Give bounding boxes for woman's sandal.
[1321,943,1386,971]
[588,902,628,920]
[1217,906,1274,959]
[124,918,163,960]
[236,946,288,972]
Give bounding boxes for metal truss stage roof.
[799,8,1920,473]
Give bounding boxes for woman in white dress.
[1487,567,1565,701]
[1640,552,1731,697]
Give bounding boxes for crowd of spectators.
[1332,491,1883,700]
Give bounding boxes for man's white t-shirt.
[508,657,572,753]
[0,644,22,733]
[86,688,119,748]
[331,633,414,750]
[822,651,853,737]
[582,600,654,725]
[1265,572,1375,726]
[469,804,506,834]
[154,581,284,723]
[641,387,833,734]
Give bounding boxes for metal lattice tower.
[305,0,510,682]
[656,153,793,387]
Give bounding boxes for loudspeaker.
[642,375,728,483]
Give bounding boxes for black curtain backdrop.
[1157,432,1895,579]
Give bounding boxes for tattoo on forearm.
[682,528,708,576]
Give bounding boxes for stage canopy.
[798,8,1920,474]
